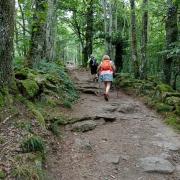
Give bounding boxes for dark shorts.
[90,66,97,75]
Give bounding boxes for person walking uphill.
[97,55,116,101]
[88,55,98,81]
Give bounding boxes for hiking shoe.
[104,93,109,101]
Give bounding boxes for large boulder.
[165,96,180,106]
[154,83,174,100]
[17,79,39,99]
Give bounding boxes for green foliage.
[165,115,180,130]
[0,92,4,107]
[14,121,33,133]
[155,103,174,112]
[49,117,67,136]
[0,170,5,179]
[63,100,72,108]
[13,163,44,180]
[16,96,45,128]
[13,56,25,69]
[21,135,45,153]
[26,101,46,128]
[175,105,180,116]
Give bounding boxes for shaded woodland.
[0,0,179,179]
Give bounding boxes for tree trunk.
[84,0,94,67]
[0,0,15,87]
[27,0,48,68]
[163,0,178,85]
[102,0,108,53]
[130,0,139,78]
[115,42,123,72]
[140,0,148,79]
[46,0,57,62]
[108,2,113,57]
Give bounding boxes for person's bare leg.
[105,81,111,95]
[104,82,107,93]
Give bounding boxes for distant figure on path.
[97,55,116,101]
[88,55,98,81]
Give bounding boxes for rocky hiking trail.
[46,69,180,180]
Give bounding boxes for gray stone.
[103,107,118,113]
[71,120,97,132]
[94,115,116,122]
[118,103,137,114]
[99,154,120,164]
[139,157,175,174]
[152,141,180,151]
[74,138,92,151]
[120,155,129,161]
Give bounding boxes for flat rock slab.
[118,103,138,114]
[94,115,116,122]
[139,157,175,174]
[152,141,180,151]
[71,120,97,132]
[99,154,120,164]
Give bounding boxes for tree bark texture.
[102,0,109,54]
[163,0,178,85]
[83,0,94,66]
[46,0,57,62]
[27,0,48,68]
[0,0,15,86]
[140,0,148,80]
[130,0,139,78]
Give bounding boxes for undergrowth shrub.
[49,117,66,136]
[21,135,45,153]
[35,61,79,102]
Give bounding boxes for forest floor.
[45,68,180,180]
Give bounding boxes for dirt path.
[46,69,180,180]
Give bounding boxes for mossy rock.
[137,82,156,95]
[163,92,180,98]
[156,83,174,93]
[44,82,58,92]
[165,97,180,106]
[15,68,38,80]
[46,74,62,85]
[154,83,174,100]
[18,79,39,99]
[15,68,29,80]
[155,103,174,113]
[34,75,47,86]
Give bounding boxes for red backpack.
[100,60,113,71]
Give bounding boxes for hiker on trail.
[97,55,116,101]
[88,55,98,81]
